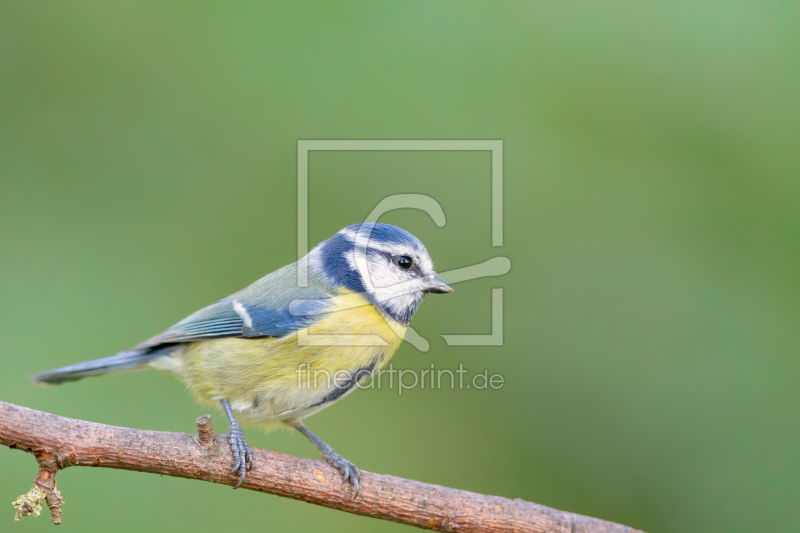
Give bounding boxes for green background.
[2,2,799,532]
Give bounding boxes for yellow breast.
[161,289,406,424]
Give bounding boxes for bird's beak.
[424,273,454,294]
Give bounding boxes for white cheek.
[366,256,406,288]
[371,277,427,316]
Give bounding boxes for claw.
[227,424,252,489]
[292,422,360,498]
[323,451,361,499]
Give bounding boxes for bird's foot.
[321,449,360,498]
[222,423,252,488]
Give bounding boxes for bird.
[29,223,453,495]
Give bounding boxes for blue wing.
[29,262,339,384]
[132,263,336,352]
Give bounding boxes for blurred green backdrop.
[2,2,799,532]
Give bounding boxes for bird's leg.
[220,399,253,488]
[292,421,360,498]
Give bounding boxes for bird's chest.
[296,290,407,371]
[181,292,407,421]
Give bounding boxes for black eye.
[397,256,413,270]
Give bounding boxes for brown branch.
[0,401,644,532]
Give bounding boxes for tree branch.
[0,401,643,532]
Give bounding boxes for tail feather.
[29,350,160,385]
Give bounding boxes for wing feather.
[131,263,337,353]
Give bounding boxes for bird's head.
[312,223,452,324]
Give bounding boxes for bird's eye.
[397,256,413,270]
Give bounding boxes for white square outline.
[297,140,504,346]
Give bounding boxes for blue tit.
[30,223,453,494]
